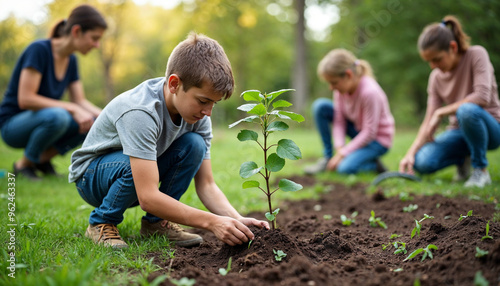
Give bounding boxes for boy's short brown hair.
[166,33,234,99]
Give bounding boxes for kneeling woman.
[0,5,107,180]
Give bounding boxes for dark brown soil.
[147,176,500,286]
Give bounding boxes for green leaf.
[239,161,262,178]
[265,212,275,221]
[237,103,257,112]
[272,208,280,215]
[266,153,285,172]
[278,111,305,123]
[276,139,302,160]
[266,121,289,132]
[229,115,259,128]
[266,89,294,103]
[474,271,489,286]
[242,180,260,189]
[237,130,258,142]
[272,99,293,108]
[403,248,424,261]
[241,90,264,101]
[278,179,302,192]
[248,103,266,116]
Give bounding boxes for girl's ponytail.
[418,15,470,54]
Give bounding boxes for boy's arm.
[130,156,264,245]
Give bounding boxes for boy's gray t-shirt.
[68,77,212,183]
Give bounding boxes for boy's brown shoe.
[85,224,128,249]
[140,219,203,247]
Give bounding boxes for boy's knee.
[336,163,357,175]
[180,132,207,157]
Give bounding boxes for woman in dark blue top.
[0,5,107,180]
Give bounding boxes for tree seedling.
[481,220,493,241]
[458,210,473,221]
[273,249,287,262]
[475,247,488,258]
[382,241,407,255]
[230,89,304,229]
[218,257,232,276]
[369,210,387,229]
[403,204,418,213]
[411,214,434,239]
[403,244,438,262]
[340,211,358,226]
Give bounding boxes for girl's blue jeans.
[414,103,500,173]
[312,98,388,174]
[75,132,206,226]
[1,107,85,163]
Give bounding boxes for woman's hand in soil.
[211,216,256,246]
[327,153,344,171]
[238,217,270,230]
[399,154,415,175]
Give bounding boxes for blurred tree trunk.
[292,0,307,113]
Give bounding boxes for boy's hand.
[210,216,263,246]
[238,217,270,230]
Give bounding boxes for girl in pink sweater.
[399,15,500,188]
[304,49,395,175]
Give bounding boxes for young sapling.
[369,210,387,229]
[273,249,287,262]
[475,247,488,258]
[230,89,304,229]
[403,244,438,262]
[218,257,232,276]
[411,214,434,239]
[403,204,418,213]
[340,211,358,226]
[481,221,493,240]
[458,210,473,221]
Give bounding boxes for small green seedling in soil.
[273,249,287,262]
[403,204,418,213]
[481,220,493,241]
[475,247,489,258]
[459,210,473,221]
[411,214,434,239]
[474,271,489,286]
[403,244,438,262]
[248,240,253,249]
[230,89,304,229]
[170,277,196,286]
[369,210,387,229]
[323,214,333,220]
[390,233,402,239]
[218,257,232,276]
[341,211,358,226]
[382,241,407,255]
[399,192,414,202]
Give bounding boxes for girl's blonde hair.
[317,49,374,79]
[418,15,470,54]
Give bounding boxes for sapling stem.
[231,89,304,230]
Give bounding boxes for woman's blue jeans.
[414,103,500,173]
[0,107,85,163]
[75,132,206,226]
[312,98,388,174]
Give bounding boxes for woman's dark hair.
[418,15,470,54]
[50,5,107,38]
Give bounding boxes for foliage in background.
[1,0,499,128]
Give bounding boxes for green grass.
[0,126,499,285]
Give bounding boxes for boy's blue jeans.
[414,103,500,173]
[312,98,388,174]
[1,107,85,163]
[75,132,206,226]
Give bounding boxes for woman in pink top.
[304,49,395,175]
[399,16,500,188]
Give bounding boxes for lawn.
[0,126,499,285]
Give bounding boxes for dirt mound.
[147,179,500,286]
